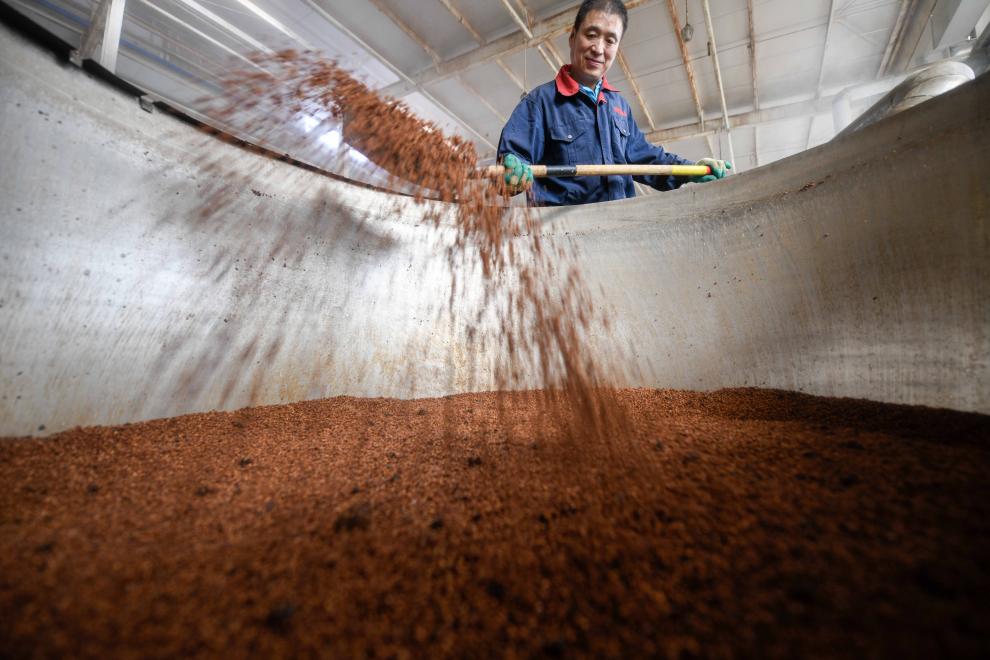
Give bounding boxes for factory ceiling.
[8,0,990,174]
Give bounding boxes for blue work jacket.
[497,65,692,206]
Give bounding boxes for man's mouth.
[586,58,604,68]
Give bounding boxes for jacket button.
[567,134,573,139]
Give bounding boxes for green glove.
[692,158,732,183]
[502,153,533,192]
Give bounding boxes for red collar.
[555,65,617,102]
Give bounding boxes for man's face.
[568,10,623,87]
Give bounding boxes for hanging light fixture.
[680,0,694,42]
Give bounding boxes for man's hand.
[691,158,732,183]
[503,153,533,193]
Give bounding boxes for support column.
[71,0,127,73]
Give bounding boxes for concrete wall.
[1,22,988,436]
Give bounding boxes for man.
[497,0,730,205]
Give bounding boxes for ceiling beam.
[439,0,484,43]
[366,0,505,135]
[498,0,560,75]
[542,39,567,70]
[745,0,759,168]
[437,0,529,94]
[878,0,938,77]
[368,0,439,61]
[535,45,560,72]
[500,0,532,35]
[517,0,567,73]
[616,51,655,130]
[877,0,912,77]
[75,0,127,72]
[646,95,837,144]
[377,0,657,99]
[666,0,716,156]
[496,59,527,92]
[646,64,917,148]
[746,0,759,111]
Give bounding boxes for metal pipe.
[666,0,715,156]
[746,0,759,111]
[700,0,735,166]
[835,60,922,135]
[832,92,853,133]
[877,0,912,78]
[884,0,938,76]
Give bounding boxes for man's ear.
[568,29,575,48]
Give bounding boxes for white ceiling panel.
[310,0,435,73]
[620,2,673,48]
[841,0,902,33]
[755,0,831,36]
[368,0,475,59]
[460,61,524,117]
[650,98,703,127]
[424,77,502,144]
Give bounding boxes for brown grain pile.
[2,388,989,657]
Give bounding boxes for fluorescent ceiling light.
[173,0,272,54]
[347,147,369,164]
[319,129,342,149]
[231,0,313,49]
[136,0,263,69]
[299,114,320,132]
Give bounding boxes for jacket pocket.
[612,119,630,160]
[548,125,590,164]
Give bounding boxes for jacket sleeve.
[623,110,693,192]
[497,94,545,166]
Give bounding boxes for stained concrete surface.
[1,21,988,437]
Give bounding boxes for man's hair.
[572,0,629,36]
